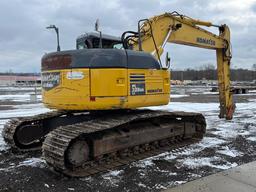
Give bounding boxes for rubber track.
[2,110,67,152]
[42,110,205,177]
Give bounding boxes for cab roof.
[76,32,121,42]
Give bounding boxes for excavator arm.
[122,12,235,120]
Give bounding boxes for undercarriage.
[2,109,206,177]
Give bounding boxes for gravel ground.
[0,86,256,192]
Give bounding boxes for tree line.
[172,64,256,81]
[0,72,40,76]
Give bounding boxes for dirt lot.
[0,86,256,192]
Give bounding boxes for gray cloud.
[253,2,256,12]
[0,0,255,72]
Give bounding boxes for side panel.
[42,68,170,110]
[90,69,127,97]
[128,69,170,95]
[127,69,170,107]
[42,69,90,109]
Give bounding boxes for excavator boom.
[123,12,235,119]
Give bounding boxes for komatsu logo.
[147,88,163,93]
[196,37,216,46]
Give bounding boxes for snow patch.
[192,92,218,95]
[102,170,123,179]
[162,154,177,161]
[153,184,167,190]
[137,182,147,188]
[211,122,253,139]
[0,86,41,91]
[133,159,154,168]
[0,94,42,102]
[197,137,226,148]
[101,170,123,187]
[108,170,123,177]
[170,94,189,98]
[0,119,10,151]
[217,146,243,157]
[169,137,226,157]
[180,157,238,170]
[174,181,186,185]
[0,103,50,119]
[169,172,177,176]
[18,158,46,168]
[247,137,256,142]
[146,100,256,116]
[0,165,16,172]
[146,102,219,113]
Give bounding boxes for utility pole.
[46,25,61,51]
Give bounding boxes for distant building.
[0,75,41,86]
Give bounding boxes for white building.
[0,75,41,86]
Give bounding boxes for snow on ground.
[147,102,219,112]
[0,157,46,172]
[0,91,50,152]
[0,103,50,119]
[180,156,238,170]
[18,158,46,168]
[101,170,124,187]
[0,94,42,102]
[0,86,41,91]
[132,98,256,184]
[191,91,218,95]
[170,94,189,98]
[0,86,256,191]
[0,119,9,151]
[236,93,256,96]
[148,101,256,115]
[0,102,50,157]
[217,146,243,157]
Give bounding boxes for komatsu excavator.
[3,12,235,177]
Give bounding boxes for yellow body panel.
[91,69,127,96]
[42,68,170,110]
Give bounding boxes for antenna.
[95,19,99,31]
[94,19,102,48]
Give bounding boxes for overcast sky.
[0,0,256,72]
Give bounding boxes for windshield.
[77,42,87,49]
[76,36,122,49]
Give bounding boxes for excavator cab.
[76,32,123,49]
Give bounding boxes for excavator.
[3,12,235,177]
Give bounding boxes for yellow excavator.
[3,12,235,177]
